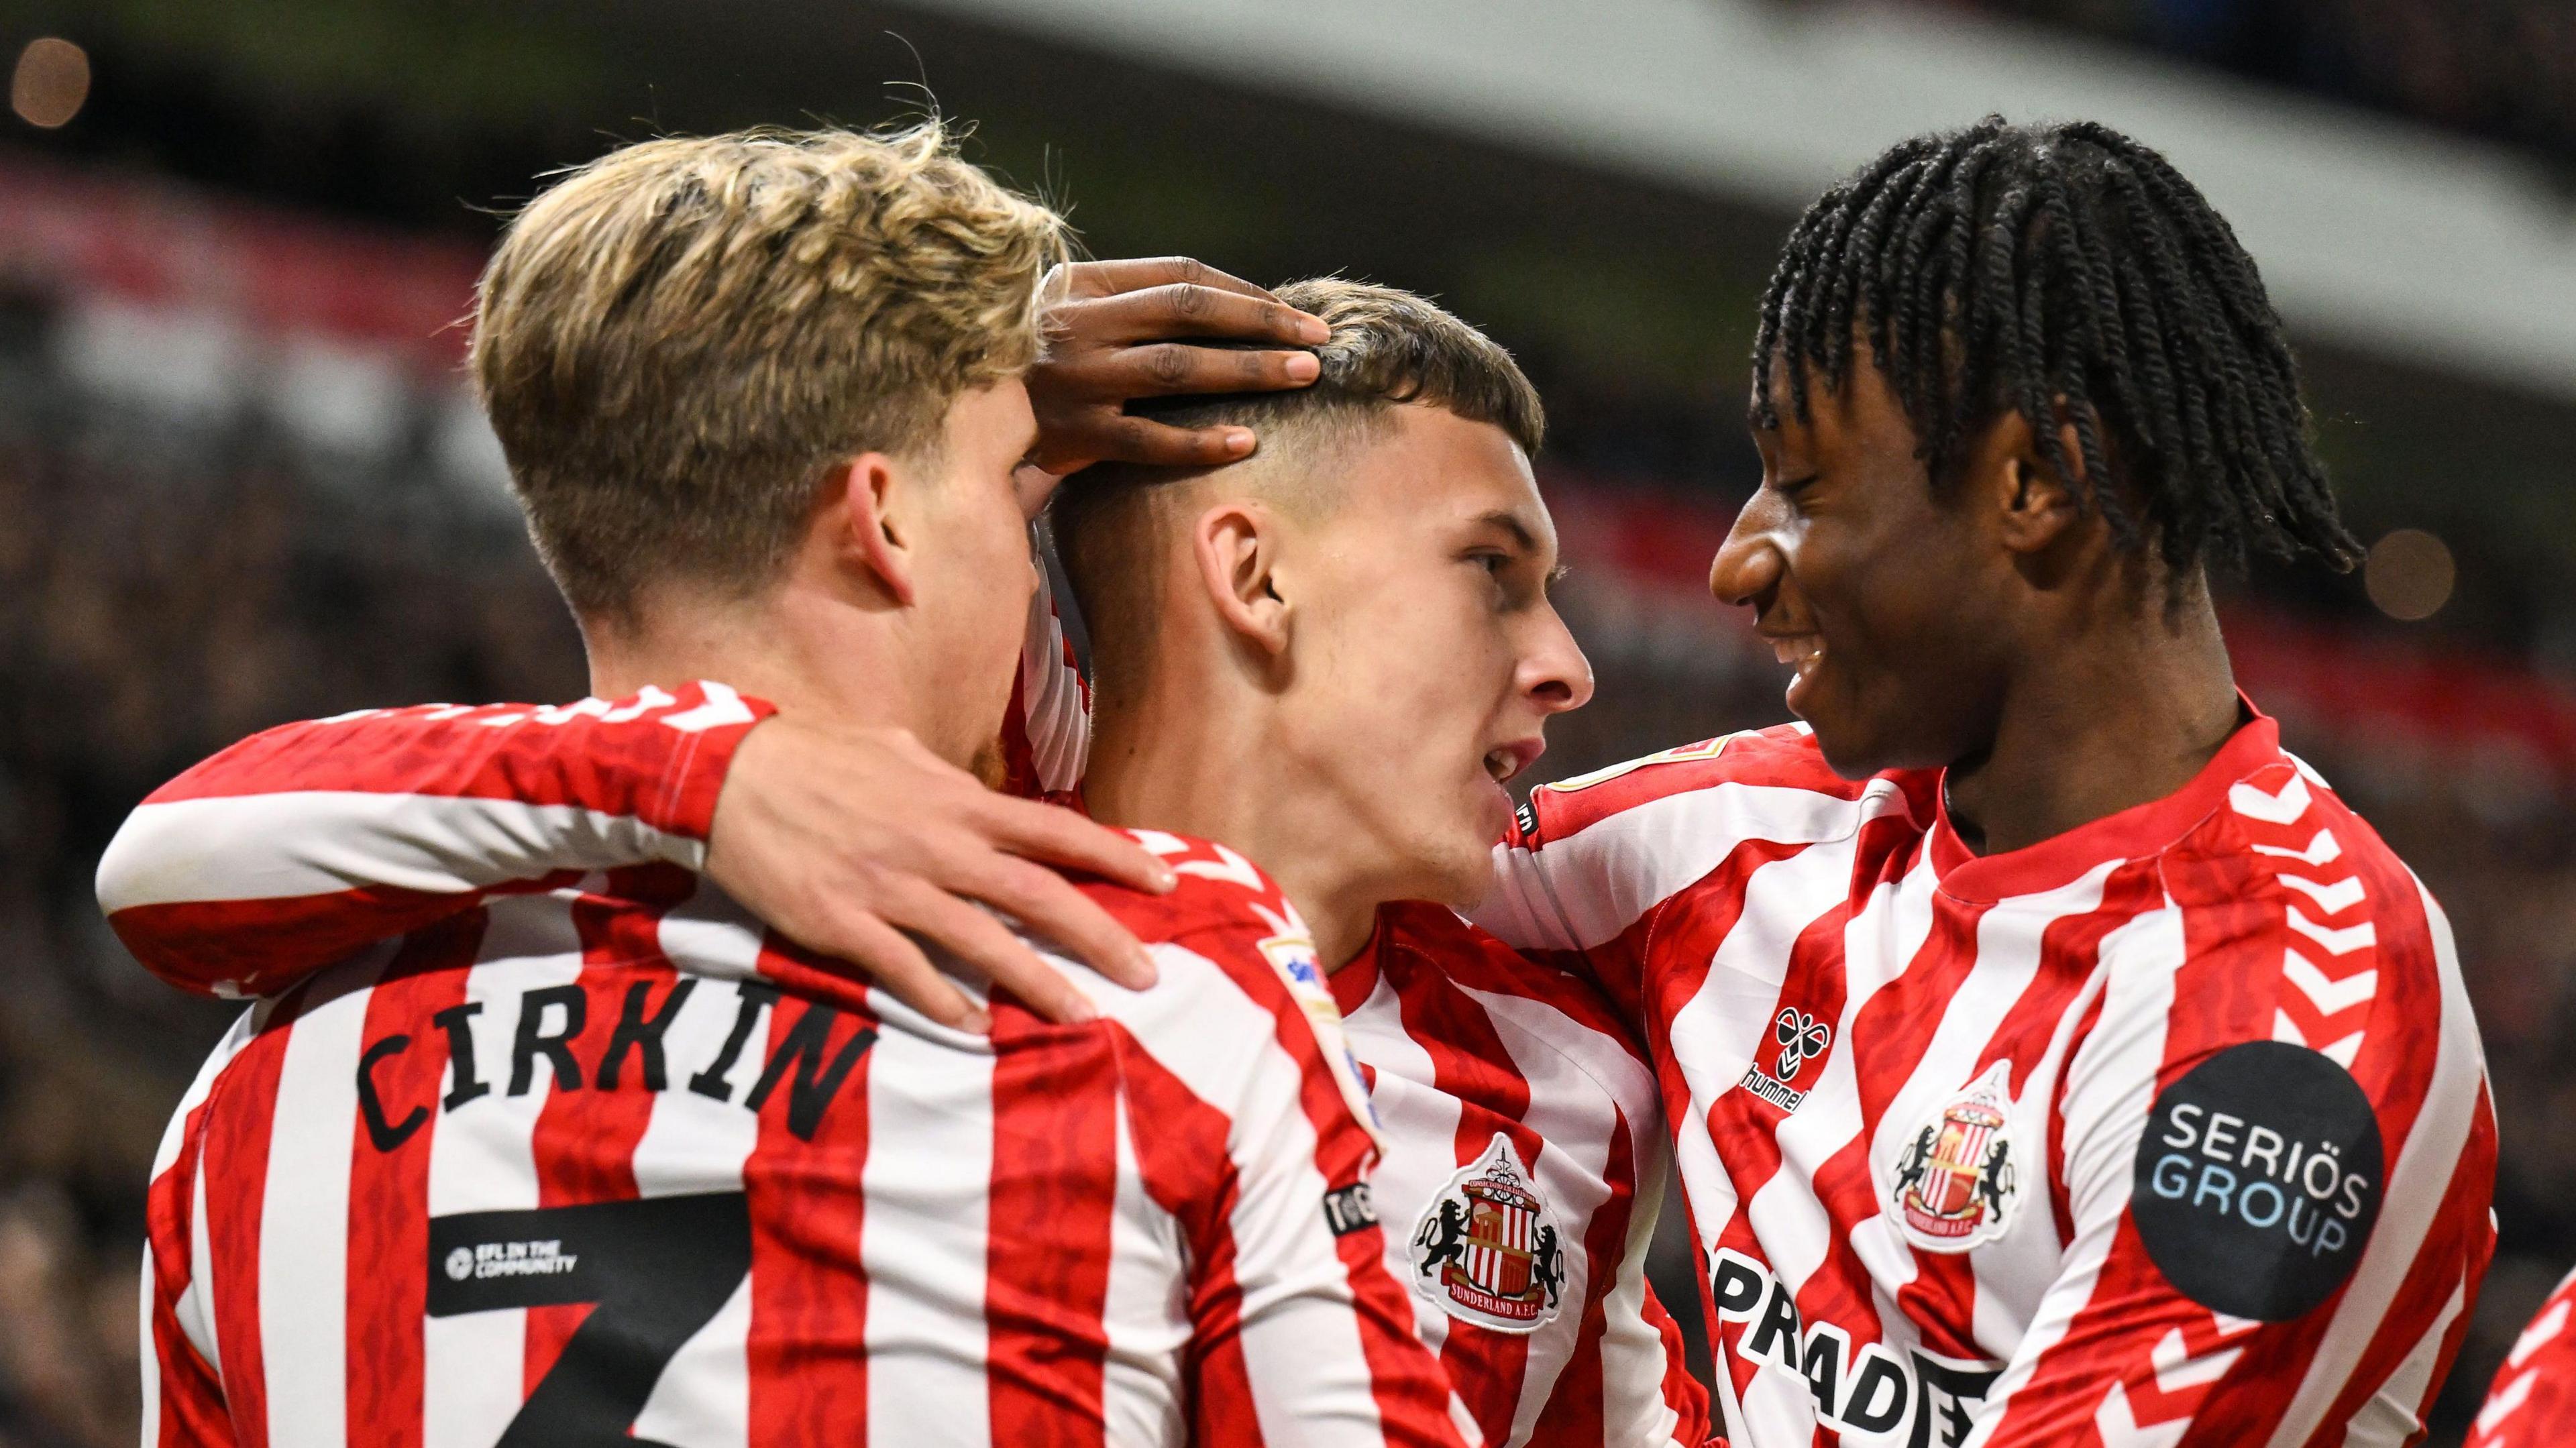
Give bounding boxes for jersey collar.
[1926,691,2280,903]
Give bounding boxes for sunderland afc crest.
[1889,1060,2020,1252]
[1410,1133,1566,1333]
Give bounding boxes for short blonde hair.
[471,123,1068,621]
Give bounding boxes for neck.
[1085,679,1385,972]
[584,578,929,741]
[1942,581,2241,856]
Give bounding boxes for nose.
[1523,602,1597,717]
[1709,487,1786,608]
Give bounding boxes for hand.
[704,715,1177,1032]
[1020,257,1329,485]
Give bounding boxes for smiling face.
[1713,358,2021,777]
[1272,406,1593,901]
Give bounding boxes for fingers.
[898,883,1104,1025]
[965,852,1158,993]
[1069,282,1329,346]
[828,911,990,1034]
[1059,256,1278,304]
[984,795,1177,894]
[1120,339,1320,398]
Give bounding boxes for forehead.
[1330,405,1554,549]
[1750,353,1919,462]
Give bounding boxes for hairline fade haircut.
[471,121,1069,624]
[1752,115,2358,578]
[1051,278,1544,708]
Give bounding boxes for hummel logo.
[1775,1008,1832,1080]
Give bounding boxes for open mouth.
[1767,633,1823,671]
[1483,738,1546,785]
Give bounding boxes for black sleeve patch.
[1322,1182,1379,1238]
[2131,1040,2385,1321]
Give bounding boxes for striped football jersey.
[115,683,1469,1448]
[1474,711,2497,1448]
[2469,1264,2576,1448]
[104,685,1709,1447]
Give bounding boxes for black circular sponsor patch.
[2131,1040,2384,1321]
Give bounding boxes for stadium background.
[1,0,2571,1442]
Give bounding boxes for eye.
[1467,549,1511,575]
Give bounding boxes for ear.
[1966,405,2090,557]
[1190,500,1291,657]
[823,453,918,607]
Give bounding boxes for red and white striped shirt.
[105,696,1709,1447]
[113,685,1468,1448]
[1474,712,2498,1448]
[2469,1265,2576,1447]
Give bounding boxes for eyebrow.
[1474,510,1542,552]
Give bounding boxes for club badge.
[1889,1060,2021,1253]
[1409,1133,1566,1333]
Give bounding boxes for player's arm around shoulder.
[1976,769,2496,1445]
[93,682,773,997]
[1079,831,1472,1448]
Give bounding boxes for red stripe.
[146,1101,236,1447]
[1118,1040,1260,1443]
[985,1001,1118,1446]
[112,877,572,999]
[743,934,877,1445]
[1387,951,1538,1444]
[1527,1113,1641,1447]
[138,685,767,838]
[197,990,308,1448]
[343,913,486,1448]
[521,869,691,1389]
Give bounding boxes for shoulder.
[2153,754,2445,1005]
[1070,830,1380,1144]
[1376,902,1641,1052]
[1374,901,1662,1114]
[1509,723,1914,852]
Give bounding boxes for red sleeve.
[2472,1265,2576,1447]
[95,681,773,997]
[1974,771,2496,1446]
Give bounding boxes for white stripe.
[1341,970,1466,1359]
[187,1148,221,1380]
[100,791,697,909]
[1672,832,1868,1445]
[423,893,586,1448]
[858,1019,996,1447]
[1974,901,2187,1430]
[1477,778,1902,952]
[2339,1280,2465,1447]
[628,891,771,1448]
[2263,877,2489,1448]
[259,950,392,1448]
[1463,986,1627,1446]
[1020,549,1092,793]
[1100,1095,1189,1446]
[137,1245,162,1445]
[1091,944,1391,1445]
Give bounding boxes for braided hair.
[1750,117,2359,576]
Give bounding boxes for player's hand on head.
[704,714,1176,1032]
[1019,257,1328,488]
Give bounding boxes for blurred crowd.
[1929,0,2576,162]
[3,288,2573,1448]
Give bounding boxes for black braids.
[2031,180,2127,541]
[1748,118,2359,576]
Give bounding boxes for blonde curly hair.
[471,122,1068,621]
